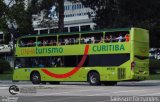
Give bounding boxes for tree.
[119,0,160,47]
[57,0,64,32]
[7,0,33,37]
[80,0,160,47]
[0,0,34,43]
[0,0,8,31]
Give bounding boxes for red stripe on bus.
[41,44,89,78]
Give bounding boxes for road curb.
[118,80,160,86]
[0,80,160,86]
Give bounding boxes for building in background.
[33,0,96,34]
[5,0,96,34]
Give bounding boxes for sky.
[4,0,14,7]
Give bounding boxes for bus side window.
[15,58,26,68]
[26,37,36,47]
[93,33,103,43]
[19,40,25,47]
[31,58,39,67]
[124,34,130,42]
[27,40,34,46]
[105,35,110,43]
[69,38,76,45]
[49,40,54,46]
[80,37,85,44]
[58,39,62,45]
[59,34,79,45]
[37,36,57,46]
[64,38,69,45]
[49,57,56,67]
[34,40,42,46]
[55,57,63,67]
[99,37,103,43]
[112,31,129,42]
[81,34,92,44]
[115,34,123,42]
[75,38,79,44]
[15,59,22,68]
[42,39,48,46]
[38,58,45,67]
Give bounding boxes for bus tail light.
[131,61,135,71]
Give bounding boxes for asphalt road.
[0,80,160,102]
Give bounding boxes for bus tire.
[88,72,101,85]
[49,81,60,85]
[30,72,41,84]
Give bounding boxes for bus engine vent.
[118,68,126,79]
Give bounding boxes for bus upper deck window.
[49,40,54,46]
[35,40,42,46]
[115,34,123,42]
[27,40,34,46]
[42,39,48,46]
[105,36,110,43]
[124,34,130,42]
[19,40,25,47]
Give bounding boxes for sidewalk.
[0,80,31,84]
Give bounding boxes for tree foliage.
[0,0,64,43]
[80,0,160,47]
[0,58,11,74]
[0,0,7,31]
[0,0,33,43]
[7,0,33,37]
[57,0,64,32]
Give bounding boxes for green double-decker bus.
[13,27,149,85]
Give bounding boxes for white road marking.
[0,87,8,89]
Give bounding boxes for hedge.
[149,59,160,74]
[0,59,11,74]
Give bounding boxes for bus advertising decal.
[92,44,125,52]
[19,44,126,56]
[41,44,89,78]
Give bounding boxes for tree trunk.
[58,0,64,32]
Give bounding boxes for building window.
[72,5,74,10]
[77,4,81,9]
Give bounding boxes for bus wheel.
[31,72,41,84]
[49,81,60,85]
[88,72,101,85]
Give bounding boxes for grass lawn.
[148,74,160,80]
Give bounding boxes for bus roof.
[17,27,132,39]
